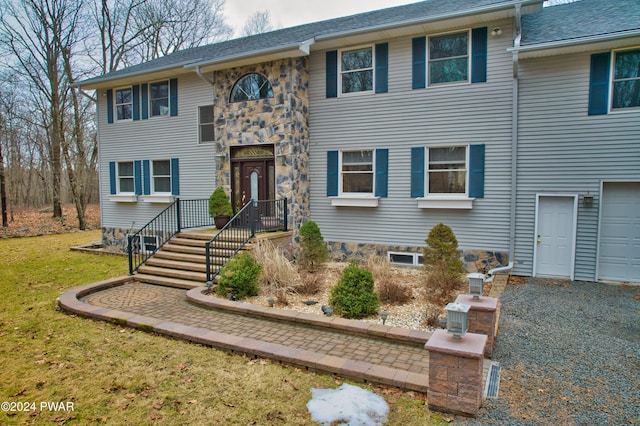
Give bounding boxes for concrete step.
[137,265,207,282]
[145,258,208,273]
[133,273,204,289]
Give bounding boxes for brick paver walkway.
[82,282,430,375]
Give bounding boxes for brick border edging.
[56,277,430,392]
[186,287,433,345]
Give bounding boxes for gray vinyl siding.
[98,73,217,230]
[515,51,640,280]
[308,20,514,255]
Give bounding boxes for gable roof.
[78,0,537,89]
[517,0,640,52]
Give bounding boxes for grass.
[0,231,447,425]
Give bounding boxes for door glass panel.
[250,171,259,201]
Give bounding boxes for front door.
[534,195,577,279]
[230,145,276,210]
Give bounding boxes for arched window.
[229,73,274,102]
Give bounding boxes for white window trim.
[427,29,471,87]
[150,159,172,196]
[609,47,640,113]
[114,86,133,121]
[149,80,170,118]
[338,44,375,97]
[109,194,138,203]
[127,234,159,254]
[143,195,175,203]
[418,144,474,209]
[331,149,378,207]
[387,251,424,266]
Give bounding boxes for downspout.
[195,65,215,86]
[489,3,522,278]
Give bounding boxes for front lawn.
[0,231,440,425]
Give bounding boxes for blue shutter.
[375,43,388,94]
[375,149,388,197]
[109,161,116,194]
[132,85,140,120]
[134,160,142,195]
[410,147,425,197]
[471,27,488,83]
[141,83,148,120]
[412,37,426,89]
[143,160,151,195]
[326,151,339,196]
[106,89,113,124]
[468,144,485,198]
[588,52,611,115]
[326,50,338,98]
[171,158,180,195]
[169,78,178,116]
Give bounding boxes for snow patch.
[307,383,389,425]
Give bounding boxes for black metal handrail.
[205,199,288,288]
[127,198,215,274]
[127,198,287,277]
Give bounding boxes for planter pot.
[214,215,231,229]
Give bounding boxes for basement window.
[388,251,424,266]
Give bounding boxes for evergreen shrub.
[216,252,262,300]
[329,262,380,319]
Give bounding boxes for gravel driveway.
[457,278,639,425]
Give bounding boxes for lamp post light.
[467,272,485,300]
[267,297,275,307]
[380,311,389,325]
[445,302,470,339]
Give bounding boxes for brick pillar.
[455,295,499,358]
[425,329,487,417]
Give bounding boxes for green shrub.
[329,262,380,319]
[216,252,262,300]
[297,220,328,272]
[209,187,233,217]
[423,223,465,276]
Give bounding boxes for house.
[76,0,640,284]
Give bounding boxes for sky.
[224,0,418,36]
[223,0,575,37]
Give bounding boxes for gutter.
[314,0,540,42]
[186,38,315,70]
[508,29,640,54]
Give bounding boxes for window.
[150,81,169,116]
[411,144,484,209]
[326,149,388,206]
[340,47,373,94]
[128,234,159,254]
[115,87,132,120]
[341,150,374,194]
[117,161,135,193]
[199,105,215,143]
[612,49,640,110]
[388,252,424,266]
[152,160,171,193]
[427,146,467,194]
[429,31,469,85]
[230,73,273,102]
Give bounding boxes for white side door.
[534,195,577,279]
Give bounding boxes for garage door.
[598,182,640,283]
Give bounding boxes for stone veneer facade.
[212,57,310,233]
[326,241,509,273]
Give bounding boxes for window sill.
[109,194,138,203]
[417,197,474,209]
[330,196,379,207]
[143,195,175,203]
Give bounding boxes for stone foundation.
[325,241,508,273]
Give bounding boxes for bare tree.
[241,10,279,37]
[0,99,7,227]
[134,0,232,62]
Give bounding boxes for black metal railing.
[205,199,288,287]
[127,198,287,277]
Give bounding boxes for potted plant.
[209,187,234,229]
